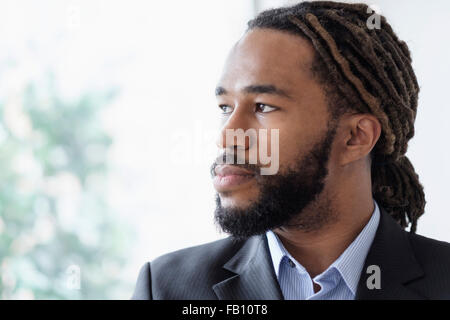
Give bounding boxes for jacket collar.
[212,234,284,300]
[355,205,424,299]
[212,205,424,300]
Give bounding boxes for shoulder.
[407,231,450,267]
[406,232,450,298]
[142,236,247,299]
[151,236,245,273]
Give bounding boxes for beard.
[212,122,338,241]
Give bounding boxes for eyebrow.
[215,84,293,100]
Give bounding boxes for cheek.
[252,128,302,171]
[251,108,328,167]
[274,123,319,166]
[277,137,301,167]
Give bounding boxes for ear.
[338,113,381,166]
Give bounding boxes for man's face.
[211,28,338,239]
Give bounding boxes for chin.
[217,190,259,209]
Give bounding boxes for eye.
[219,105,233,114]
[255,103,278,113]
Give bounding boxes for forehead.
[218,28,316,91]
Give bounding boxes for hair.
[247,1,425,232]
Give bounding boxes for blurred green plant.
[0,73,133,299]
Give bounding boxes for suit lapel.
[212,234,284,300]
[355,205,425,299]
[213,205,425,300]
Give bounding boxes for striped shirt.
[266,199,380,300]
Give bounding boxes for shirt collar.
[266,199,381,296]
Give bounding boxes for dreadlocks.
[247,1,425,232]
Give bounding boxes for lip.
[214,164,255,177]
[213,165,256,192]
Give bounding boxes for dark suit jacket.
[132,205,450,299]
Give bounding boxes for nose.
[215,104,255,153]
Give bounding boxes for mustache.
[210,153,261,178]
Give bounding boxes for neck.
[273,177,374,278]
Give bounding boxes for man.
[132,1,450,299]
